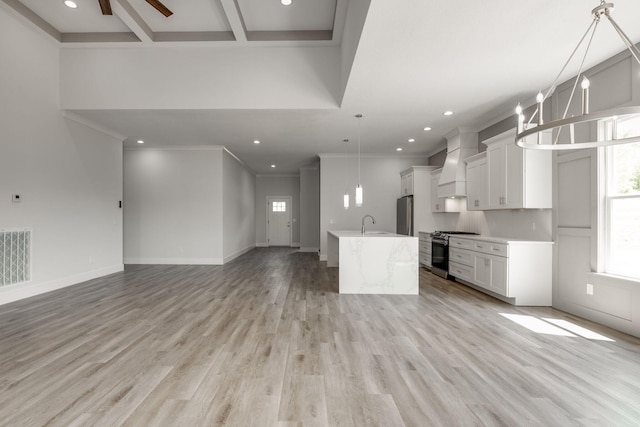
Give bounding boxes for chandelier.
[515,1,640,150]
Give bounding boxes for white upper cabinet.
[482,128,552,210]
[465,152,488,211]
[400,166,438,235]
[400,170,414,196]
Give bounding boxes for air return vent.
[1,229,31,286]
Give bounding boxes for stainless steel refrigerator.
[396,195,413,236]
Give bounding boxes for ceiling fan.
[98,0,173,17]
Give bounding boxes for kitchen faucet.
[361,214,376,234]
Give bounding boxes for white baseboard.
[291,242,300,248]
[256,242,268,247]
[0,264,124,306]
[299,247,319,253]
[124,257,223,265]
[223,245,255,263]
[319,254,327,261]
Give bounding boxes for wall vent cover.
[1,229,31,286]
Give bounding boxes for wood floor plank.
[1,247,640,426]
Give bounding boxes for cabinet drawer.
[472,241,508,257]
[449,262,473,282]
[449,248,474,267]
[449,238,474,250]
[420,243,431,252]
[419,255,432,266]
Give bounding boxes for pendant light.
[355,114,363,207]
[343,139,350,209]
[515,1,640,150]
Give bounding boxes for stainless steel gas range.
[430,231,478,279]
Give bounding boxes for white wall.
[123,147,224,264]
[552,49,640,338]
[223,150,256,262]
[255,175,301,246]
[300,165,320,252]
[0,9,123,305]
[319,154,427,259]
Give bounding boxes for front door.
[267,197,291,246]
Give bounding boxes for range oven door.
[431,238,449,279]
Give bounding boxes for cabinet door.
[478,161,488,209]
[474,254,491,289]
[466,160,487,211]
[466,163,481,211]
[405,172,414,195]
[487,144,505,208]
[504,143,523,208]
[431,173,442,212]
[489,256,508,295]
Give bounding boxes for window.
[601,116,640,280]
[272,201,286,212]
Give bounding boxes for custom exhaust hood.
[437,128,478,198]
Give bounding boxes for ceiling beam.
[0,0,61,41]
[332,0,348,43]
[219,0,247,43]
[112,0,154,43]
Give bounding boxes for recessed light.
[137,140,144,144]
[281,0,292,5]
[408,138,415,143]
[271,164,276,168]
[253,140,260,144]
[443,111,454,116]
[424,127,432,131]
[396,148,403,152]
[64,0,78,8]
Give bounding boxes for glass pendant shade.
[355,184,363,207]
[344,192,350,209]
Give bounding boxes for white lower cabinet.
[449,236,552,306]
[418,232,432,268]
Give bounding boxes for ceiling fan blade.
[145,0,173,17]
[98,0,112,15]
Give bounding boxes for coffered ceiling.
[3,0,640,174]
[2,0,343,44]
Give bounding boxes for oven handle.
[432,238,447,246]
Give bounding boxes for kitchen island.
[327,230,419,294]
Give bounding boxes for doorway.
[266,196,292,247]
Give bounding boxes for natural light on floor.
[499,313,615,341]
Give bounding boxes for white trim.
[256,242,268,247]
[124,257,223,265]
[123,145,225,151]
[223,245,255,263]
[62,111,126,141]
[291,242,300,248]
[299,247,319,253]
[223,147,247,168]
[318,153,430,159]
[0,264,124,306]
[256,174,300,178]
[319,254,328,262]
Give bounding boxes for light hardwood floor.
[1,248,640,426]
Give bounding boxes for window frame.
[598,116,640,280]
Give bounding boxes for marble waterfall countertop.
[327,230,418,295]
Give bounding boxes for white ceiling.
[4,0,640,174]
